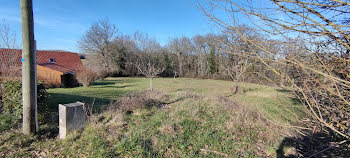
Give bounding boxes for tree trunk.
[178,53,183,77]
[232,80,239,95]
[150,77,153,91]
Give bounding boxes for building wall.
[37,65,63,85]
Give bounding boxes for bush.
[1,80,21,119]
[95,69,108,80]
[0,113,14,132]
[76,69,96,87]
[1,80,48,123]
[288,55,350,139]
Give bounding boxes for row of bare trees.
[79,19,272,84]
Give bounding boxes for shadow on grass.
[92,85,134,89]
[142,97,188,109]
[92,81,117,86]
[289,97,301,105]
[46,93,111,112]
[93,78,141,86]
[146,94,192,109]
[276,89,292,93]
[277,132,350,157]
[115,85,134,88]
[106,78,142,84]
[38,122,59,139]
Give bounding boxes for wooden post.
[20,0,37,135]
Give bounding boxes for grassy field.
[0,77,304,157]
[47,77,303,123]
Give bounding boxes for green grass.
[0,77,304,157]
[46,78,148,108]
[47,77,303,122]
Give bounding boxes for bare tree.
[221,27,261,92]
[0,21,20,78]
[192,35,209,77]
[0,50,21,78]
[226,55,252,94]
[0,20,17,49]
[78,18,119,74]
[168,37,194,77]
[136,56,165,91]
[133,32,164,91]
[76,68,96,87]
[201,0,350,142]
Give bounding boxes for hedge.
[1,80,48,123]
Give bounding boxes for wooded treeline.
[80,21,281,84]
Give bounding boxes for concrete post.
[59,102,86,139]
[20,0,37,135]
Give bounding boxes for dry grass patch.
[111,90,170,111]
[159,124,176,135]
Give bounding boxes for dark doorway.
[61,74,78,88]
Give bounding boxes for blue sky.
[0,0,216,52]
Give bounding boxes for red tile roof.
[0,49,84,74]
[36,50,84,71]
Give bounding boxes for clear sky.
[0,0,215,52]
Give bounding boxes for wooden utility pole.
[20,0,37,135]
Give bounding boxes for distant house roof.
[0,49,84,74]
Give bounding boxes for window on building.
[50,58,55,63]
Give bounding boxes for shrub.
[0,113,14,132]
[95,69,108,80]
[1,80,21,119]
[1,80,48,123]
[76,69,96,87]
[288,55,350,139]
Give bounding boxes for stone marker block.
[59,102,85,139]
